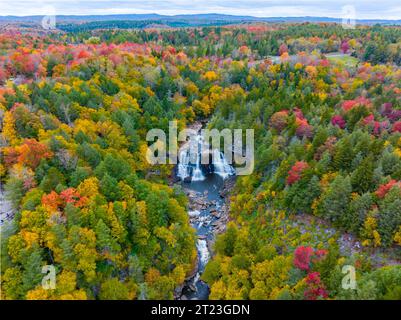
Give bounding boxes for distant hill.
[0,13,400,26]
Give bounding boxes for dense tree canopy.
[1,22,401,300]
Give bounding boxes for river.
[174,125,236,300]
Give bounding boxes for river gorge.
[173,123,236,300]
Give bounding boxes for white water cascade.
[196,239,210,266]
[212,149,236,179]
[177,150,192,181]
[177,135,206,181]
[177,132,235,182]
[192,146,205,181]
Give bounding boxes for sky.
[0,0,400,20]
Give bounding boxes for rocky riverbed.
[175,172,236,300]
[0,187,14,226]
[166,120,237,299]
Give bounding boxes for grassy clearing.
[328,54,359,67]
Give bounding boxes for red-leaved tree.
[293,246,314,271]
[375,180,399,199]
[304,272,328,300]
[331,115,346,129]
[287,161,309,185]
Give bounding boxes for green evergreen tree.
[319,175,352,225]
[351,155,375,193]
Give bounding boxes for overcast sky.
[0,0,400,20]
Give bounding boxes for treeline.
[57,20,234,33]
[61,24,401,64]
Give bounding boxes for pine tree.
[344,193,373,234]
[100,173,121,201]
[21,247,44,294]
[285,174,321,214]
[333,138,354,171]
[319,175,352,225]
[377,186,401,246]
[351,155,375,193]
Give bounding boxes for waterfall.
[212,149,235,179]
[177,150,191,180]
[178,125,236,300]
[177,132,235,182]
[191,135,205,181]
[177,133,206,182]
[191,151,205,181]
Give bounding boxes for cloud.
[0,0,400,19]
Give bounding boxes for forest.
[1,22,401,300]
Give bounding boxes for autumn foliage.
[287,161,309,185]
[304,272,328,300]
[4,139,53,169]
[2,22,401,301]
[375,180,400,199]
[293,246,314,271]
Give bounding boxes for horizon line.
[0,12,400,21]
